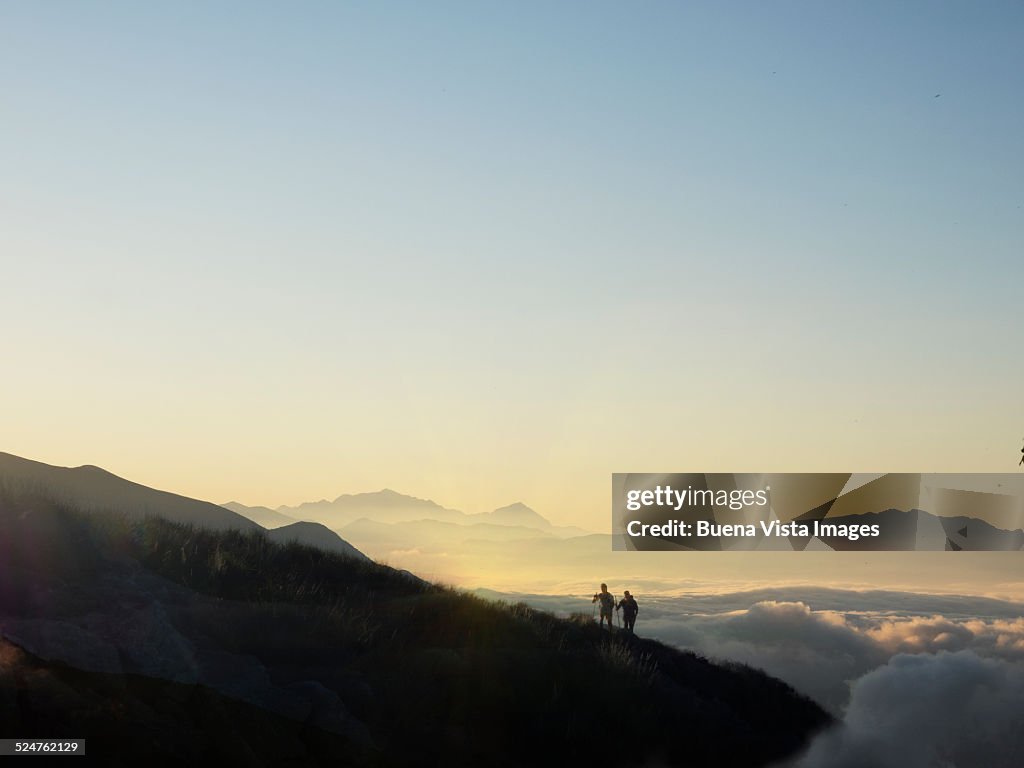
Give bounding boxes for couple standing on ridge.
[592,583,639,633]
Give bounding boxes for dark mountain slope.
[0,490,830,767]
[0,637,370,768]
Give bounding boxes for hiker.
[592,583,615,629]
[617,590,639,634]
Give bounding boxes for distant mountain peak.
[275,488,463,527]
[329,489,444,508]
[494,502,533,513]
[486,502,551,528]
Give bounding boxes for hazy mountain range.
[229,491,590,536]
[223,488,1024,594]
[223,491,594,581]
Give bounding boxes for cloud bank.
[793,651,1024,768]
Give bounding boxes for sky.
[2,2,1023,528]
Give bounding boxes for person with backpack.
[592,583,615,630]
[617,590,639,634]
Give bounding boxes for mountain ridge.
[0,452,257,532]
[267,521,369,561]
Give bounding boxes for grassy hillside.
[0,489,830,766]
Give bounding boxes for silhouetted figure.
[617,590,639,634]
[592,583,615,630]
[1019,439,1023,466]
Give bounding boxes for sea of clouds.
[484,586,1024,768]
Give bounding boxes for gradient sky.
[2,2,1022,528]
